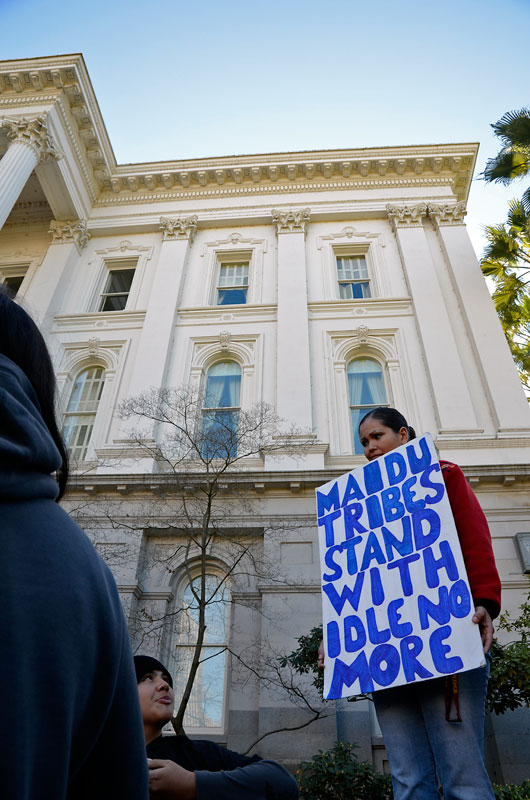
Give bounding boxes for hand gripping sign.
[316,433,484,700]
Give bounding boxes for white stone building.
[1,54,529,781]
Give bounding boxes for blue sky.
[2,0,529,255]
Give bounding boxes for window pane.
[174,575,229,728]
[105,269,136,294]
[174,646,226,728]
[201,410,239,458]
[347,359,387,454]
[202,363,241,457]
[3,275,24,297]
[100,295,128,312]
[63,367,105,460]
[337,256,368,281]
[217,287,247,305]
[204,362,241,408]
[99,268,135,311]
[217,264,248,305]
[218,264,248,287]
[338,281,371,299]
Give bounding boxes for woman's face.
[358,417,409,461]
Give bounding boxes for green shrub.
[297,741,392,800]
[494,781,530,800]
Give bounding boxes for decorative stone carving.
[49,219,90,250]
[386,203,428,231]
[0,115,61,163]
[88,337,100,355]
[159,215,198,242]
[271,208,311,234]
[355,324,370,344]
[219,331,231,350]
[427,202,467,227]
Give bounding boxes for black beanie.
[133,655,173,688]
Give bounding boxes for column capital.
[271,207,311,234]
[386,203,428,231]
[427,202,467,228]
[49,219,90,250]
[159,215,198,242]
[1,115,62,163]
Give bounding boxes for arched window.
[173,574,230,729]
[347,357,388,454]
[63,366,105,461]
[201,361,241,458]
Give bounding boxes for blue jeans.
[372,661,494,800]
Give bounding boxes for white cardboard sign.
[316,433,484,699]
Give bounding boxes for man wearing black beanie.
[134,655,299,800]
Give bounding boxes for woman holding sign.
[357,407,501,800]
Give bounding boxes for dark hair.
[0,288,69,499]
[358,407,416,441]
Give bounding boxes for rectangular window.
[216,263,248,305]
[98,268,136,312]
[2,274,25,297]
[337,256,371,299]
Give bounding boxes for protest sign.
[316,433,484,700]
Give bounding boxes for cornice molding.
[0,55,478,206]
[49,218,90,250]
[0,114,61,162]
[386,203,428,230]
[271,207,311,234]
[93,176,460,206]
[427,201,467,227]
[159,214,198,242]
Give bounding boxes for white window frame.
[201,360,242,459]
[215,259,250,306]
[0,262,32,297]
[56,338,129,463]
[98,264,137,312]
[199,234,267,307]
[324,328,418,458]
[63,365,106,462]
[336,253,372,300]
[167,568,231,735]
[83,243,153,314]
[187,334,262,413]
[347,357,390,454]
[92,258,138,312]
[316,226,389,301]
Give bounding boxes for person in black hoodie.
[0,289,149,799]
[134,655,299,800]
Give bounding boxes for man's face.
[137,669,175,729]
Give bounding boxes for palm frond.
[522,186,530,217]
[507,198,529,230]
[492,108,530,148]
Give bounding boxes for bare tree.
[102,385,315,735]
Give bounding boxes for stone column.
[24,219,90,331]
[127,215,197,396]
[429,203,530,431]
[386,204,478,433]
[273,208,313,430]
[0,115,61,230]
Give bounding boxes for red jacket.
[441,460,501,619]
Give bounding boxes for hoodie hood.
[0,354,61,501]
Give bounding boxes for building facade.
[1,54,529,781]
